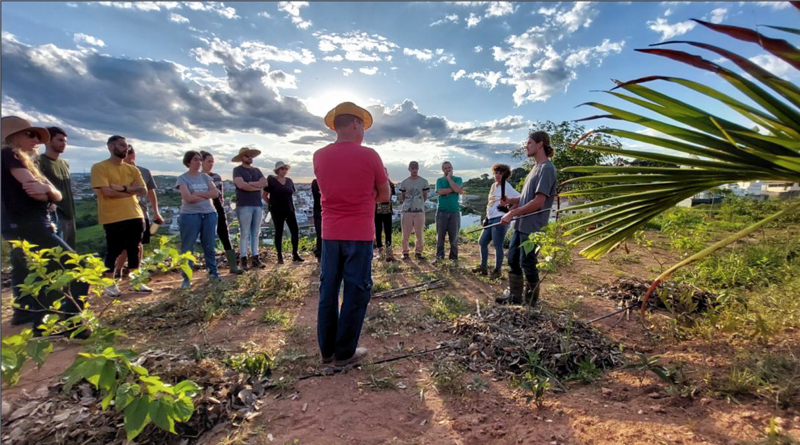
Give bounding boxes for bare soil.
[2,238,799,445]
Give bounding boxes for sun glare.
[303,90,367,117]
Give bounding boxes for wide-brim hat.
[1,116,50,144]
[231,146,261,162]
[324,102,373,131]
[273,161,290,173]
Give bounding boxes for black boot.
[240,255,250,271]
[292,252,304,262]
[496,273,524,304]
[523,281,541,307]
[276,251,284,264]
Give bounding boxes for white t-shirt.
[486,181,521,219]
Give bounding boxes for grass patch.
[359,364,399,391]
[711,351,800,408]
[430,358,466,396]
[262,308,291,327]
[424,293,470,321]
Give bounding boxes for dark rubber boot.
[496,273,524,305]
[523,281,541,307]
[240,255,250,271]
[226,250,243,275]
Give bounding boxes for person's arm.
[96,185,137,199]
[375,181,391,203]
[501,193,547,225]
[401,191,406,201]
[423,187,429,201]
[233,176,262,192]
[11,168,58,202]
[447,175,463,194]
[436,178,452,196]
[147,189,164,224]
[178,184,206,203]
[261,190,270,205]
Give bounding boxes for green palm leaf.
[563,10,800,305]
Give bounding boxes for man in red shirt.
[314,102,390,367]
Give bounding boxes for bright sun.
[302,90,367,118]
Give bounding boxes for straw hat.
[273,161,290,173]
[231,146,262,162]
[1,116,50,144]
[324,102,373,131]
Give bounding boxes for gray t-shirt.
[515,161,557,234]
[138,166,157,218]
[176,173,216,214]
[398,176,430,213]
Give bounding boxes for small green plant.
[130,235,196,291]
[224,352,273,379]
[262,308,290,327]
[424,293,470,321]
[373,280,393,293]
[519,372,551,407]
[430,359,466,396]
[359,364,398,391]
[624,353,670,385]
[751,418,800,445]
[522,219,572,273]
[568,358,604,384]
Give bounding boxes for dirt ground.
[2,238,799,445]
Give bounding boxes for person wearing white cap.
[314,102,390,367]
[1,116,89,337]
[231,147,267,270]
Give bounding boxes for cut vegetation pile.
[592,277,716,312]
[1,350,268,445]
[452,305,624,379]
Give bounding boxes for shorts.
[142,217,152,244]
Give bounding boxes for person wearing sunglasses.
[231,147,267,270]
[263,161,304,264]
[1,116,89,337]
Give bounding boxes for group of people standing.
[2,102,556,368]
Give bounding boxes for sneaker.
[471,265,488,275]
[131,283,153,293]
[103,283,122,298]
[334,347,368,367]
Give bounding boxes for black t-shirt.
[1,147,49,224]
[264,176,296,213]
[233,165,264,207]
[311,179,321,218]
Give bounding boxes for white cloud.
[537,6,557,16]
[277,1,312,29]
[466,13,482,28]
[664,7,673,17]
[342,68,353,76]
[485,2,516,18]
[564,39,625,68]
[66,2,78,7]
[183,2,239,19]
[257,11,271,19]
[404,48,434,61]
[404,48,456,66]
[554,2,598,34]
[360,66,379,75]
[314,31,399,62]
[430,14,459,26]
[474,45,483,53]
[322,54,344,62]
[707,7,727,24]
[191,37,316,68]
[169,13,189,23]
[751,1,792,10]
[452,69,466,81]
[73,33,105,47]
[647,17,696,41]
[465,71,504,90]
[749,54,795,80]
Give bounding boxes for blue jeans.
[318,240,374,360]
[507,229,539,285]
[479,216,509,271]
[236,205,263,257]
[179,212,219,283]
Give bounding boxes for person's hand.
[445,171,452,179]
[153,213,164,225]
[499,197,508,207]
[47,202,57,212]
[500,212,514,226]
[23,181,50,196]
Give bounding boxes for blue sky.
[2,1,798,182]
